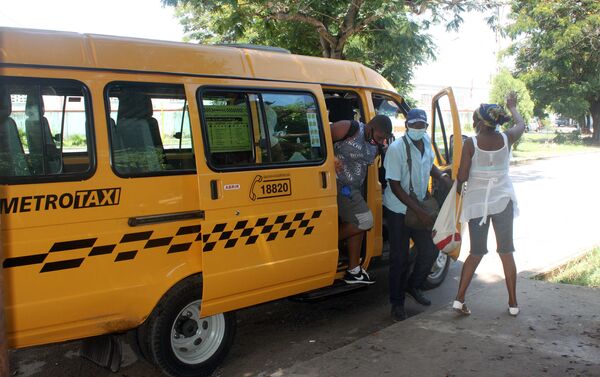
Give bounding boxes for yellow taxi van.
[0,27,462,377]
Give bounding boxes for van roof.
[0,27,397,93]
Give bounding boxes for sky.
[412,10,509,88]
[0,0,183,41]
[0,0,509,106]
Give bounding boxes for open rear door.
[431,87,462,175]
[431,87,462,260]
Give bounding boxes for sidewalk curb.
[510,150,600,166]
[528,243,600,280]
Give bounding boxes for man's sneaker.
[406,287,431,306]
[391,305,407,322]
[343,268,375,285]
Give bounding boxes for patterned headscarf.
[474,104,511,128]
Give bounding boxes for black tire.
[144,276,236,377]
[135,319,154,364]
[422,251,451,290]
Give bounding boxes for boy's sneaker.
[343,268,375,285]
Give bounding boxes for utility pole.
[0,230,8,377]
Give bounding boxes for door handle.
[210,180,219,200]
[320,171,328,189]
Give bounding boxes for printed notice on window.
[306,112,321,147]
[205,106,252,152]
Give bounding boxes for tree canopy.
[505,0,600,139]
[489,68,534,125]
[163,0,498,90]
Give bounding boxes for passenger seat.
[113,93,165,173]
[25,95,61,174]
[0,89,30,176]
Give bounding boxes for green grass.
[512,131,600,160]
[542,247,600,287]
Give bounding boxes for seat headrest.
[25,94,45,117]
[326,97,355,123]
[117,92,153,119]
[0,88,11,121]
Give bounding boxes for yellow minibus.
[0,27,462,377]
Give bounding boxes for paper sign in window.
[205,106,252,153]
[306,112,321,147]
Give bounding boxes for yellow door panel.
[186,81,338,316]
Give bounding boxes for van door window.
[106,82,195,176]
[0,77,93,183]
[372,93,408,139]
[199,89,326,170]
[323,90,365,124]
[432,95,455,165]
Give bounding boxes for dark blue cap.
[406,108,428,125]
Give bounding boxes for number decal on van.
[249,175,292,201]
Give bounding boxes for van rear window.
[0,77,94,184]
[199,89,326,170]
[106,82,195,177]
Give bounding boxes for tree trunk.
[591,99,600,142]
[578,115,586,133]
[0,229,8,377]
[330,48,344,59]
[320,38,344,59]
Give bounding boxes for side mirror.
[173,132,182,140]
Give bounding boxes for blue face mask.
[407,127,426,140]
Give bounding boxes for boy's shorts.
[337,184,373,231]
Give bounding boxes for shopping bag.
[432,181,462,255]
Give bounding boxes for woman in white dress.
[453,92,525,316]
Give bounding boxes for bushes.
[553,130,581,145]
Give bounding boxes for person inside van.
[383,109,452,321]
[263,104,285,161]
[332,114,392,284]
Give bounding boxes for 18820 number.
[260,182,289,195]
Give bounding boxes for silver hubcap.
[429,253,448,280]
[170,300,225,364]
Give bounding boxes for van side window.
[106,83,195,176]
[200,90,325,169]
[0,77,93,183]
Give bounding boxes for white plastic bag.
[432,181,462,254]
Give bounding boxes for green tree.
[489,68,534,125]
[505,0,600,140]
[163,0,498,89]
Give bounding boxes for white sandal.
[508,306,519,316]
[452,300,471,315]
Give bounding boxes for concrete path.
[277,277,600,377]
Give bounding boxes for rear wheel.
[422,252,451,290]
[144,277,236,377]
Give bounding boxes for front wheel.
[422,252,451,290]
[145,278,236,377]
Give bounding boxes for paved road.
[9,152,600,377]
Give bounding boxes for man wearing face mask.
[332,114,392,284]
[383,109,452,321]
